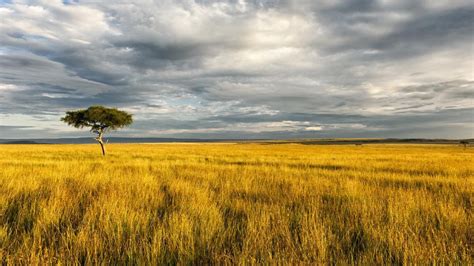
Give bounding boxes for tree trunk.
[98,140,106,156]
[96,131,106,156]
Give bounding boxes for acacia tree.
[61,106,133,156]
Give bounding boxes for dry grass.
[0,143,472,264]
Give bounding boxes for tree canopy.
[61,106,133,156]
[61,105,133,133]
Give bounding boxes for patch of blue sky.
[62,0,79,5]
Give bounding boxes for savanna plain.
[0,143,472,264]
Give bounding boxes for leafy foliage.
[61,106,133,133]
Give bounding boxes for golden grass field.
[0,143,472,264]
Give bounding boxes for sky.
[0,0,473,139]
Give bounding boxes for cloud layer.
[1,0,473,139]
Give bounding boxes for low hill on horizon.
[0,137,472,145]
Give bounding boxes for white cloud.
[0,0,472,139]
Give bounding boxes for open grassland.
[0,144,472,264]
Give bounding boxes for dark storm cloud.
[51,53,131,86]
[373,7,474,54]
[310,3,473,60]
[0,0,472,139]
[114,41,208,62]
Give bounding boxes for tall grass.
[0,144,472,264]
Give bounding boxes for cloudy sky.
[0,0,473,139]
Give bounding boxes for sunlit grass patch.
[0,143,472,264]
